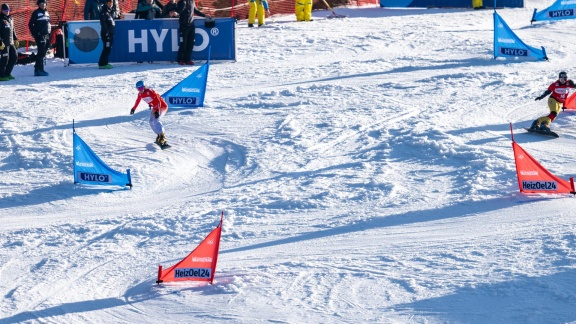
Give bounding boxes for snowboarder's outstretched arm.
[130,95,142,115]
[535,90,552,101]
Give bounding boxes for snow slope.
[1,1,576,323]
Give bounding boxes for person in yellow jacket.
[248,0,269,27]
[295,0,312,22]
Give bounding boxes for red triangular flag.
[512,141,574,194]
[564,92,576,110]
[157,212,223,284]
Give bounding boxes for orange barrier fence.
[3,0,377,43]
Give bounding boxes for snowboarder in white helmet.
[130,80,171,149]
[531,71,576,132]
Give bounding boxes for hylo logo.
[168,97,198,105]
[128,28,210,53]
[78,172,111,183]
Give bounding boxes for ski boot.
[530,120,539,130]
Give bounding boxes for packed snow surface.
[1,1,576,323]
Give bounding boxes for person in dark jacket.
[98,0,115,69]
[0,3,18,81]
[28,0,51,76]
[84,0,102,20]
[176,0,207,65]
[162,0,179,18]
[136,0,161,20]
[110,0,121,19]
[135,0,161,63]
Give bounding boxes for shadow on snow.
[222,196,538,254]
[393,269,576,323]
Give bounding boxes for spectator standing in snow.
[0,3,18,81]
[28,0,51,76]
[98,0,115,69]
[176,0,207,65]
[248,0,269,27]
[531,71,576,132]
[295,0,311,22]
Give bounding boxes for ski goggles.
[137,86,145,91]
[560,73,567,79]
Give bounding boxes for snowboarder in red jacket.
[130,80,170,147]
[532,71,576,132]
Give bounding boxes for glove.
[154,111,160,119]
[535,95,545,101]
[130,108,136,115]
[0,41,4,51]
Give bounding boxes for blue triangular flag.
[531,0,576,23]
[73,131,132,189]
[494,12,547,61]
[161,62,209,109]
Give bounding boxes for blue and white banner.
[532,0,576,23]
[162,61,209,108]
[73,131,132,188]
[494,12,547,61]
[67,18,236,64]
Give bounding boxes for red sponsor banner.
[512,141,574,194]
[157,212,223,285]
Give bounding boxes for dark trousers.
[34,35,49,71]
[84,1,101,20]
[0,45,17,77]
[98,33,114,66]
[177,25,196,62]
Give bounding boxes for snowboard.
[525,128,559,138]
[156,142,171,150]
